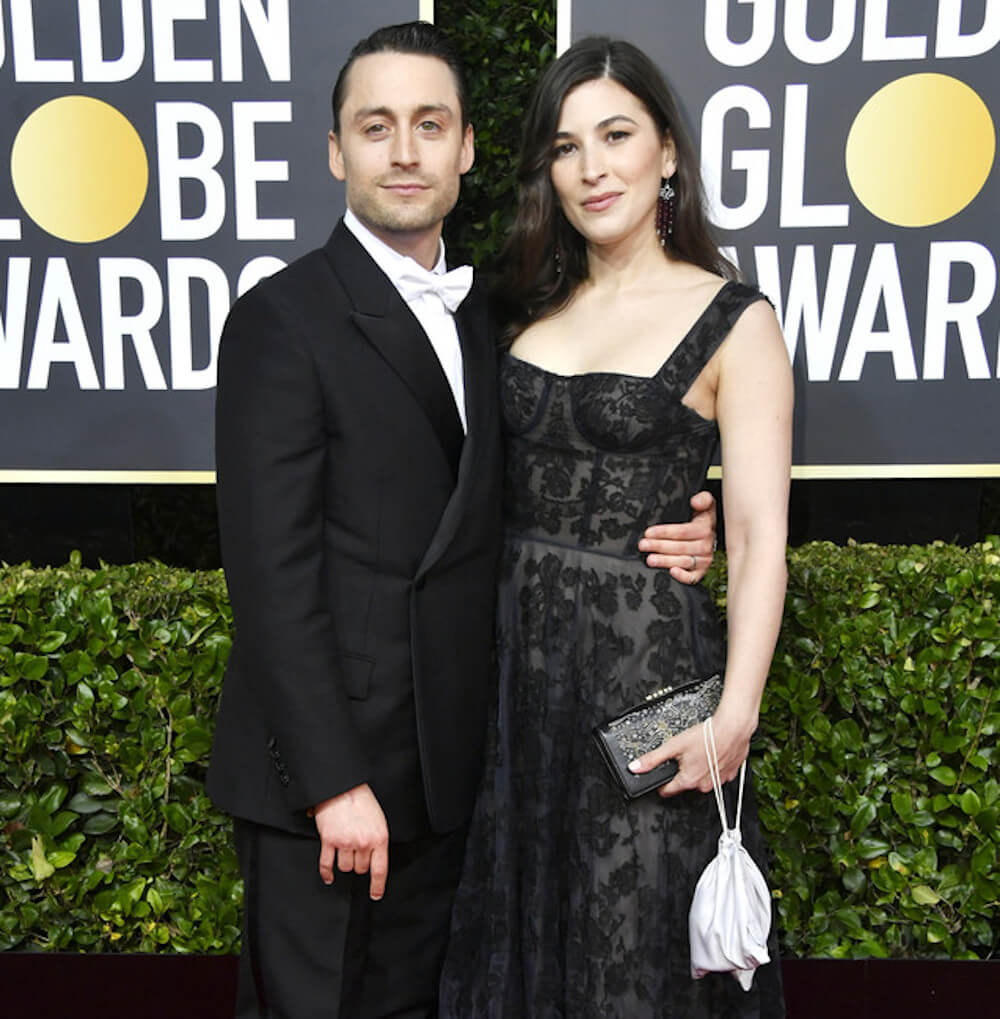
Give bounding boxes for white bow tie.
[396,264,473,313]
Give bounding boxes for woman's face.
[549,76,675,251]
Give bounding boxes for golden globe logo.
[846,73,994,228]
[12,96,149,244]
[700,0,999,385]
[0,0,293,392]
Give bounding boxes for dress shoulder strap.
[663,281,772,393]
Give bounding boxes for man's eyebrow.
[413,103,455,118]
[554,114,640,139]
[353,106,395,122]
[353,103,455,122]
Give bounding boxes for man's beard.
[349,179,459,237]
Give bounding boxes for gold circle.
[846,73,995,228]
[11,96,148,243]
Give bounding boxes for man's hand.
[638,490,718,583]
[311,783,389,900]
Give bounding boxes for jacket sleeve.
[214,281,370,811]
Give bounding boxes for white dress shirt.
[344,210,468,432]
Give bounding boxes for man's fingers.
[318,842,336,886]
[641,524,701,544]
[667,563,698,584]
[689,490,716,514]
[369,844,389,901]
[641,554,699,572]
[337,848,355,873]
[639,535,714,557]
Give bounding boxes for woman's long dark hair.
[496,36,737,340]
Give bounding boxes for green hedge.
[440,0,556,272]
[2,540,999,957]
[756,540,1000,960]
[0,556,239,953]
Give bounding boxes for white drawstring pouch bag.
[688,718,772,991]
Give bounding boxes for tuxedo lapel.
[454,286,492,445]
[323,222,464,476]
[415,283,495,581]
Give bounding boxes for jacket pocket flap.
[339,651,373,700]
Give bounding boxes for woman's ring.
[689,554,697,571]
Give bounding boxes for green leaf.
[177,726,213,757]
[833,718,863,752]
[83,812,119,835]
[64,726,91,751]
[888,852,909,875]
[38,783,68,815]
[856,838,891,860]
[929,766,958,786]
[911,885,941,906]
[0,622,23,645]
[163,803,193,833]
[30,836,55,881]
[849,801,877,837]
[960,789,982,815]
[37,631,68,653]
[66,792,107,815]
[50,810,77,837]
[804,713,831,742]
[17,654,49,681]
[0,793,22,818]
[121,813,149,844]
[891,792,913,820]
[147,887,165,916]
[80,774,113,797]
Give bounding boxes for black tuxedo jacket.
[206,221,503,841]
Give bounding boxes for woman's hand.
[627,707,755,797]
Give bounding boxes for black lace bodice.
[500,281,765,558]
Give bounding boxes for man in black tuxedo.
[208,21,716,1018]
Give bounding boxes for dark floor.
[0,953,996,1018]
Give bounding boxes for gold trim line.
[2,464,999,484]
[705,464,1000,480]
[0,471,217,484]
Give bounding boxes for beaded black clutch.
[593,672,724,799]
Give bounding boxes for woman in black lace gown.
[440,37,791,1018]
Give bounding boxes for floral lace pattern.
[440,282,785,1018]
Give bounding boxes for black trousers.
[233,818,469,1019]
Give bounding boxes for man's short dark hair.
[331,21,470,133]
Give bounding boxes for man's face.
[329,52,474,251]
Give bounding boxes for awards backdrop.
[564,0,999,476]
[2,2,997,479]
[0,0,425,480]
